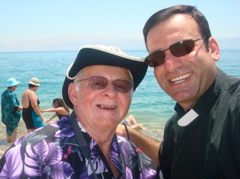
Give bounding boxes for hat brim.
[7,81,20,87]
[62,47,148,109]
[29,82,40,86]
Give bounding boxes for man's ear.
[68,83,78,106]
[208,37,220,62]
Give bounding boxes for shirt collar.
[175,68,225,117]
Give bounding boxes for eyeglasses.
[145,37,206,67]
[77,76,133,93]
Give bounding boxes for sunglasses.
[77,76,133,93]
[145,37,206,67]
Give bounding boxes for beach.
[0,119,163,158]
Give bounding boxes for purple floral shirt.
[0,116,159,179]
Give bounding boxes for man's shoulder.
[18,124,60,147]
[217,68,240,92]
[24,117,71,146]
[116,135,137,149]
[218,73,240,103]
[226,76,240,94]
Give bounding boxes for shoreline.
[0,119,163,158]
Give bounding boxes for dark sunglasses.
[145,37,206,67]
[77,76,133,93]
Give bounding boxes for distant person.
[0,45,158,178]
[123,115,146,131]
[41,98,70,123]
[116,5,240,178]
[1,78,22,143]
[22,78,44,133]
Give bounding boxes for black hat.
[62,45,148,109]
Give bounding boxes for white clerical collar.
[178,109,199,127]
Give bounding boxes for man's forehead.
[78,65,133,80]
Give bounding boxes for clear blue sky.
[1,0,239,52]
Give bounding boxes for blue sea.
[0,50,239,131]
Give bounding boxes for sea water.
[0,49,239,131]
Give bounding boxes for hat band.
[66,63,76,80]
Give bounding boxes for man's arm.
[116,124,161,166]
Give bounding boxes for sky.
[1,0,240,52]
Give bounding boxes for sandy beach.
[0,119,163,158]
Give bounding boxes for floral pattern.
[0,116,159,179]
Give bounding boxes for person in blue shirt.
[1,78,22,143]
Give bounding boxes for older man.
[0,45,158,178]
